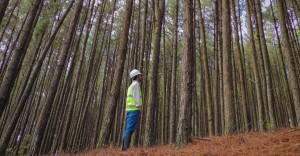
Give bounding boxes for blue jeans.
[122,110,140,139]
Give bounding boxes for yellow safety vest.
[126,83,142,111]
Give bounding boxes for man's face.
[137,75,142,82]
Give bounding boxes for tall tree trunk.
[213,0,220,135]
[176,0,194,147]
[222,0,236,135]
[98,0,134,147]
[276,0,300,126]
[143,0,165,147]
[139,0,149,72]
[169,0,178,143]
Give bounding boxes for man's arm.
[133,83,141,109]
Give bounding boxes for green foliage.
[266,122,275,130]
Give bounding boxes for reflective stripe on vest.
[126,83,142,111]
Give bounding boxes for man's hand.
[136,105,141,110]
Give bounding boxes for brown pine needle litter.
[60,128,300,156]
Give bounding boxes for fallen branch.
[286,128,300,133]
[195,137,211,141]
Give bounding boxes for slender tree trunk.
[176,0,194,147]
[139,0,149,72]
[213,0,220,135]
[144,0,165,147]
[222,0,236,135]
[169,0,178,143]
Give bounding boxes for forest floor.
[61,128,300,156]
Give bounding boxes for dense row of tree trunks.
[245,0,264,131]
[0,1,75,154]
[276,0,300,126]
[254,0,276,129]
[197,0,214,137]
[0,0,299,154]
[0,0,43,117]
[98,0,134,147]
[231,0,249,132]
[30,0,84,154]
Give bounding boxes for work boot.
[121,139,126,151]
[121,135,130,151]
[128,133,132,147]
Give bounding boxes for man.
[121,69,142,151]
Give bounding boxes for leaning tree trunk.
[98,0,134,147]
[0,1,75,154]
[143,0,165,147]
[176,0,194,147]
[0,0,43,117]
[276,0,300,126]
[30,0,84,154]
[222,0,236,135]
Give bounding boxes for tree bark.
[169,0,178,143]
[176,0,194,147]
[222,0,236,135]
[143,0,165,147]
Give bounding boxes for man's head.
[130,69,142,82]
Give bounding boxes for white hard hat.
[130,69,141,78]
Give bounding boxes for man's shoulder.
[131,81,140,87]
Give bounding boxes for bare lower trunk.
[222,0,236,135]
[176,0,194,147]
